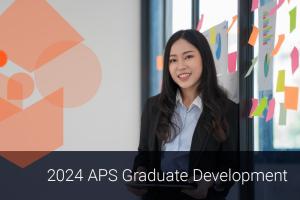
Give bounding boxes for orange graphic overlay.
[0,50,8,67]
[0,0,83,71]
[35,43,101,107]
[0,151,51,168]
[0,98,21,122]
[7,73,34,100]
[0,89,63,151]
[0,74,22,108]
[0,1,102,168]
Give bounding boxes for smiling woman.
[129,29,239,200]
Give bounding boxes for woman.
[132,29,239,200]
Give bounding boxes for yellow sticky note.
[285,86,299,110]
[276,70,285,92]
[253,97,268,116]
[209,27,216,45]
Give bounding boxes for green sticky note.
[252,97,268,116]
[279,103,287,126]
[276,70,285,92]
[289,7,297,33]
[209,27,216,45]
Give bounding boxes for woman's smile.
[177,72,192,81]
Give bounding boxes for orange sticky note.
[285,86,299,110]
[272,34,285,56]
[228,51,237,73]
[156,55,163,71]
[248,26,259,46]
[227,15,238,33]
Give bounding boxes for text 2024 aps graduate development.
[47,168,288,185]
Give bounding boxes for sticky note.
[285,86,299,110]
[272,34,285,56]
[209,27,216,45]
[196,14,204,31]
[264,53,270,77]
[289,7,297,33]
[245,56,258,78]
[253,97,268,116]
[279,103,287,125]
[276,70,285,92]
[291,47,299,74]
[249,98,259,118]
[156,55,163,71]
[266,98,275,122]
[248,26,259,46]
[227,15,238,33]
[251,0,259,11]
[269,0,285,16]
[228,51,237,73]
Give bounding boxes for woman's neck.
[180,88,198,108]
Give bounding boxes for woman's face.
[169,38,203,93]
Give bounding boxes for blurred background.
[0,0,299,151]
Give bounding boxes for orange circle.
[0,50,8,67]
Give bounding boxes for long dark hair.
[157,29,228,143]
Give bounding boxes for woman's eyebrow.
[170,50,194,57]
[182,50,194,55]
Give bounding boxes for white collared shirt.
[163,90,203,151]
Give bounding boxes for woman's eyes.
[169,59,177,63]
[185,55,194,60]
[169,55,193,63]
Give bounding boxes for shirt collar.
[176,90,202,110]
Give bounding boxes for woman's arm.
[212,100,240,197]
[133,98,151,171]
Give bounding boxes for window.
[254,0,300,150]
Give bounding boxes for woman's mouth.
[177,72,192,81]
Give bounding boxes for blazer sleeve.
[212,100,240,197]
[133,98,151,171]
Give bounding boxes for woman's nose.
[176,59,187,70]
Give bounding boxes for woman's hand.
[181,176,214,199]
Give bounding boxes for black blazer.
[134,94,239,200]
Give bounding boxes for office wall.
[53,0,141,150]
[0,0,141,150]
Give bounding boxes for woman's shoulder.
[223,97,239,118]
[143,94,160,110]
[225,98,238,108]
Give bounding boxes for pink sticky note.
[251,0,259,11]
[291,47,299,74]
[266,98,275,122]
[249,98,259,118]
[196,14,204,31]
[270,0,285,16]
[228,51,237,73]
